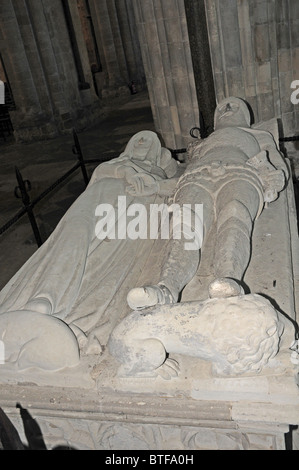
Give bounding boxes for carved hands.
[125,172,159,197]
[115,166,160,196]
[246,150,286,202]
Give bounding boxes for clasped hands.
[123,167,159,196]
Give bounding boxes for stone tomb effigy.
[0,99,298,450]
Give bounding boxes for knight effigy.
[0,97,297,379]
[0,98,298,451]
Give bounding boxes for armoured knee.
[216,199,253,236]
[171,205,204,251]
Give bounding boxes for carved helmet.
[214,97,251,130]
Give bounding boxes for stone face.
[109,294,295,378]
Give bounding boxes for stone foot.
[23,297,53,315]
[127,284,175,310]
[69,323,103,355]
[208,277,244,299]
[156,358,180,380]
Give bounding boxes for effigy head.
[214,97,251,130]
[205,294,295,376]
[120,130,162,165]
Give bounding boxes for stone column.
[106,0,130,84]
[133,0,199,149]
[26,0,83,118]
[0,0,54,139]
[184,0,216,136]
[0,0,101,141]
[204,0,299,140]
[115,0,146,88]
[82,0,146,98]
[91,0,129,96]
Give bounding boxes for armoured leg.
[209,181,260,298]
[127,184,213,309]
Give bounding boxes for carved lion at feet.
[108,294,295,378]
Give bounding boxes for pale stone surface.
[108,294,295,379]
[105,100,299,443]
[125,98,291,313]
[0,0,299,449]
[0,130,179,372]
[0,381,298,450]
[0,105,298,450]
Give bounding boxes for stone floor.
[0,91,157,290]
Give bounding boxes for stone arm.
[247,129,289,202]
[88,160,138,186]
[89,155,180,197]
[156,177,180,196]
[256,130,290,179]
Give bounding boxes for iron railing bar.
[29,162,81,209]
[0,207,28,235]
[280,136,299,142]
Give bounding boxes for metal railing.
[0,129,117,246]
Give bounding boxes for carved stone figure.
[0,131,179,371]
[110,97,297,378]
[109,294,295,378]
[127,97,288,310]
